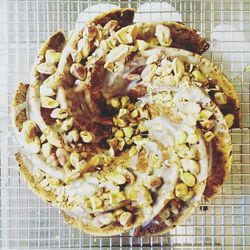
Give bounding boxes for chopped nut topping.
[224,113,234,128]
[40,96,59,109]
[110,98,120,109]
[135,39,148,52]
[80,130,94,143]
[109,192,126,206]
[192,70,208,85]
[106,172,126,185]
[50,108,68,119]
[70,63,87,81]
[36,62,56,75]
[181,159,200,175]
[43,73,64,89]
[90,196,102,210]
[148,176,163,189]
[22,120,38,143]
[45,49,61,64]
[61,117,74,132]
[119,211,132,226]
[56,148,70,168]
[173,58,185,78]
[93,213,115,227]
[180,171,196,187]
[155,24,172,46]
[214,92,227,105]
[115,25,137,44]
[204,131,215,142]
[40,85,55,97]
[41,142,52,158]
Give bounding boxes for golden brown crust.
[204,132,232,199]
[15,152,57,203]
[12,82,29,106]
[39,31,66,56]
[88,8,135,28]
[15,109,27,132]
[63,213,125,236]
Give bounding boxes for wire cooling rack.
[0,0,250,249]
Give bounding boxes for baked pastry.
[11,8,240,236]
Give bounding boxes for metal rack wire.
[0,0,250,249]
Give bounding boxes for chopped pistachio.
[135,39,148,51]
[175,183,188,199]
[40,96,59,109]
[80,130,94,143]
[110,98,120,109]
[192,70,208,85]
[180,171,196,187]
[224,113,234,128]
[121,96,129,108]
[204,131,215,142]
[41,142,52,158]
[109,192,126,206]
[181,159,200,176]
[214,92,227,105]
[155,24,172,46]
[129,146,137,157]
[106,172,126,185]
[90,196,102,210]
[45,49,61,64]
[122,126,134,138]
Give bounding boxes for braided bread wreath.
[12,9,240,236]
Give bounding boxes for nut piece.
[106,172,126,185]
[109,192,126,206]
[119,211,132,226]
[68,129,79,142]
[192,70,208,85]
[104,44,132,72]
[224,113,234,128]
[135,39,148,51]
[44,128,62,147]
[148,176,163,189]
[80,130,94,143]
[70,152,80,168]
[114,130,124,138]
[45,49,61,64]
[22,120,37,143]
[61,117,74,132]
[90,196,102,210]
[40,85,55,97]
[122,126,134,138]
[180,171,196,187]
[43,73,64,89]
[56,148,70,168]
[110,98,120,109]
[175,183,188,198]
[199,110,213,120]
[93,213,115,227]
[41,142,52,158]
[77,37,90,59]
[36,62,56,75]
[50,108,68,119]
[70,63,87,80]
[181,159,200,175]
[117,108,128,118]
[40,96,59,109]
[204,131,215,142]
[214,92,227,105]
[116,25,137,44]
[155,24,172,46]
[129,146,137,157]
[173,58,185,78]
